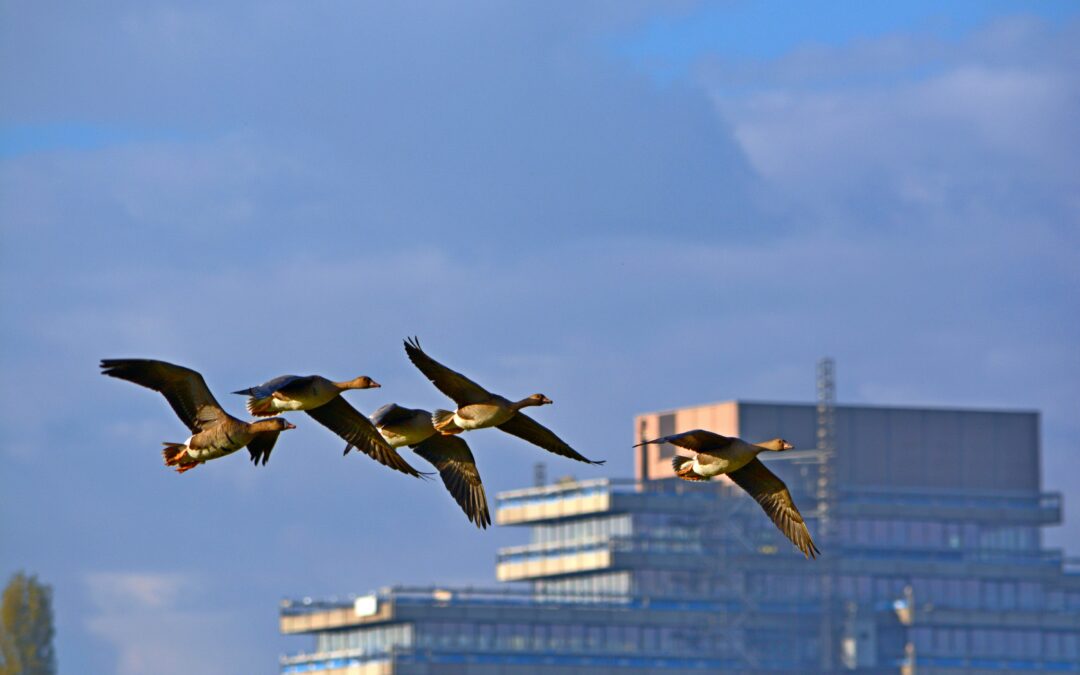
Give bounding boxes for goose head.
[344,376,381,390]
[257,418,296,432]
[758,438,794,452]
[520,393,553,408]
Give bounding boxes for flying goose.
[636,429,819,558]
[371,403,490,528]
[100,359,296,473]
[233,374,424,478]
[403,337,603,465]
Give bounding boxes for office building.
[280,399,1080,673]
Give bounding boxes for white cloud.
[85,572,187,611]
[84,572,259,675]
[706,17,1080,224]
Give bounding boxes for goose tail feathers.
[162,442,199,474]
[672,456,708,482]
[245,397,278,417]
[432,409,463,435]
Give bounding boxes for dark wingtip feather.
[99,359,126,376]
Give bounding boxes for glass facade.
[280,402,1080,674]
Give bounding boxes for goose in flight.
[233,374,424,478]
[403,337,603,465]
[371,403,490,529]
[636,429,819,558]
[100,359,295,473]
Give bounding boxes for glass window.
[1064,632,1078,659]
[871,519,888,544]
[642,626,658,653]
[856,520,871,545]
[856,576,872,601]
[1023,630,1040,658]
[972,629,989,654]
[1045,631,1062,659]
[955,628,968,656]
[530,624,546,651]
[913,628,932,651]
[510,623,529,651]
[983,581,1000,610]
[888,520,905,546]
[551,624,567,650]
[1008,631,1024,657]
[476,623,493,650]
[1001,582,1017,609]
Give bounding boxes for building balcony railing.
[281,647,761,674]
[834,486,1062,526]
[496,478,737,525]
[494,531,1076,583]
[281,584,832,618]
[495,477,1064,527]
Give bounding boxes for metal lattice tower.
[533,462,547,488]
[816,357,837,672]
[816,357,836,539]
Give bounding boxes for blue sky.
[2,2,1078,673]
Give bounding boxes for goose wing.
[101,359,228,432]
[232,374,308,399]
[246,429,286,466]
[304,397,425,478]
[727,457,820,559]
[403,337,492,405]
[412,435,490,529]
[634,429,735,452]
[496,413,604,465]
[371,403,422,429]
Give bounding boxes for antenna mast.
[816,357,836,539]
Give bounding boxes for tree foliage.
[0,572,56,675]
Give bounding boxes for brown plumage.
[100,359,295,472]
[727,458,820,559]
[232,374,423,478]
[413,434,491,529]
[639,429,819,559]
[371,403,491,528]
[312,397,426,477]
[403,337,603,465]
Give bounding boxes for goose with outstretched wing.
[636,429,819,559]
[403,337,603,466]
[372,403,491,529]
[233,373,424,478]
[101,359,295,473]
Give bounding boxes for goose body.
[235,374,380,416]
[446,398,518,431]
[234,374,423,478]
[403,338,603,465]
[100,359,295,472]
[172,417,293,464]
[370,403,435,447]
[371,403,492,528]
[636,429,819,559]
[687,438,763,477]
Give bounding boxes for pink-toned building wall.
[633,401,740,481]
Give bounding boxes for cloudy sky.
[2,2,1078,673]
